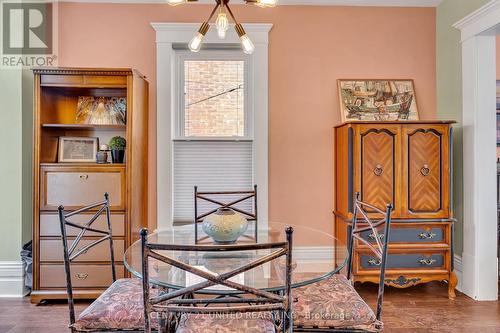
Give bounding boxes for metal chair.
[58,193,144,332]
[293,193,393,332]
[140,227,294,333]
[194,185,258,243]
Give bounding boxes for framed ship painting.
[338,79,419,122]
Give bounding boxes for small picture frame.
[58,137,99,163]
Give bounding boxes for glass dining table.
[124,221,348,295]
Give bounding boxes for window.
[173,51,254,222]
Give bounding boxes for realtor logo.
[1,1,57,67]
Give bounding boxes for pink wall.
[57,3,436,233]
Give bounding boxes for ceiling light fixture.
[167,0,277,54]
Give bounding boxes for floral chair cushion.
[293,274,382,332]
[72,278,146,332]
[176,313,277,333]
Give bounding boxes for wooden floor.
[0,282,499,333]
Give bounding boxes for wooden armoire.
[334,121,457,299]
[31,68,149,303]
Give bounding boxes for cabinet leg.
[448,271,458,300]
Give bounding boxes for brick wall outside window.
[184,60,245,137]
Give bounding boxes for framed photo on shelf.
[338,79,419,122]
[58,137,98,163]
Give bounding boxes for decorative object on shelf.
[96,144,109,164]
[202,207,248,244]
[167,0,277,54]
[75,96,126,125]
[338,79,419,122]
[58,136,98,163]
[109,136,126,164]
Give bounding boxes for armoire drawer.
[40,239,124,262]
[356,250,447,273]
[358,223,448,246]
[40,264,124,288]
[40,213,125,237]
[40,166,125,211]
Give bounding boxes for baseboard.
[0,261,27,297]
[454,254,463,292]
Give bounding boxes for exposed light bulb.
[189,33,204,52]
[215,9,229,39]
[235,24,255,55]
[167,0,187,6]
[189,22,209,53]
[255,0,277,7]
[240,35,255,54]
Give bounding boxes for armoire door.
[402,124,450,219]
[355,124,402,217]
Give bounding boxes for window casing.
[173,50,254,222]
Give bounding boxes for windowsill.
[173,137,253,142]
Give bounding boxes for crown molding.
[453,0,500,42]
[56,0,443,7]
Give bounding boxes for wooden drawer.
[40,264,124,288]
[84,75,127,86]
[358,223,449,246]
[40,213,125,237]
[40,239,124,262]
[355,249,449,274]
[40,166,125,211]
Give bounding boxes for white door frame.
[453,0,500,300]
[151,23,272,230]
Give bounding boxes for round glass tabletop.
[124,222,348,294]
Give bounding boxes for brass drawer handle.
[418,258,436,266]
[368,233,385,241]
[373,165,383,176]
[76,273,89,280]
[79,174,89,180]
[418,232,437,240]
[367,259,381,266]
[420,164,430,176]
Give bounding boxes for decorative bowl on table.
[202,208,248,244]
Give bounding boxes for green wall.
[436,0,491,255]
[0,69,23,261]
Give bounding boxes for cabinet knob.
[418,232,436,239]
[367,259,381,266]
[420,164,430,176]
[76,273,89,280]
[79,174,89,180]
[418,258,436,266]
[373,165,383,176]
[368,233,385,241]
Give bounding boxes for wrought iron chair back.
[346,192,393,322]
[58,193,116,328]
[194,185,258,243]
[140,227,293,333]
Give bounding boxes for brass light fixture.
[167,0,277,54]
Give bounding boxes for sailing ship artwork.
[338,79,419,122]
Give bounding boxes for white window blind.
[173,141,253,222]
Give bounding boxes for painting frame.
[337,79,420,122]
[58,136,99,163]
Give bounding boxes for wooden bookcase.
[31,68,148,303]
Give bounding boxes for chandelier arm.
[225,3,239,25]
[206,3,220,22]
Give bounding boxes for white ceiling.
[59,0,444,7]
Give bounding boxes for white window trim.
[174,50,254,141]
[151,22,272,231]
